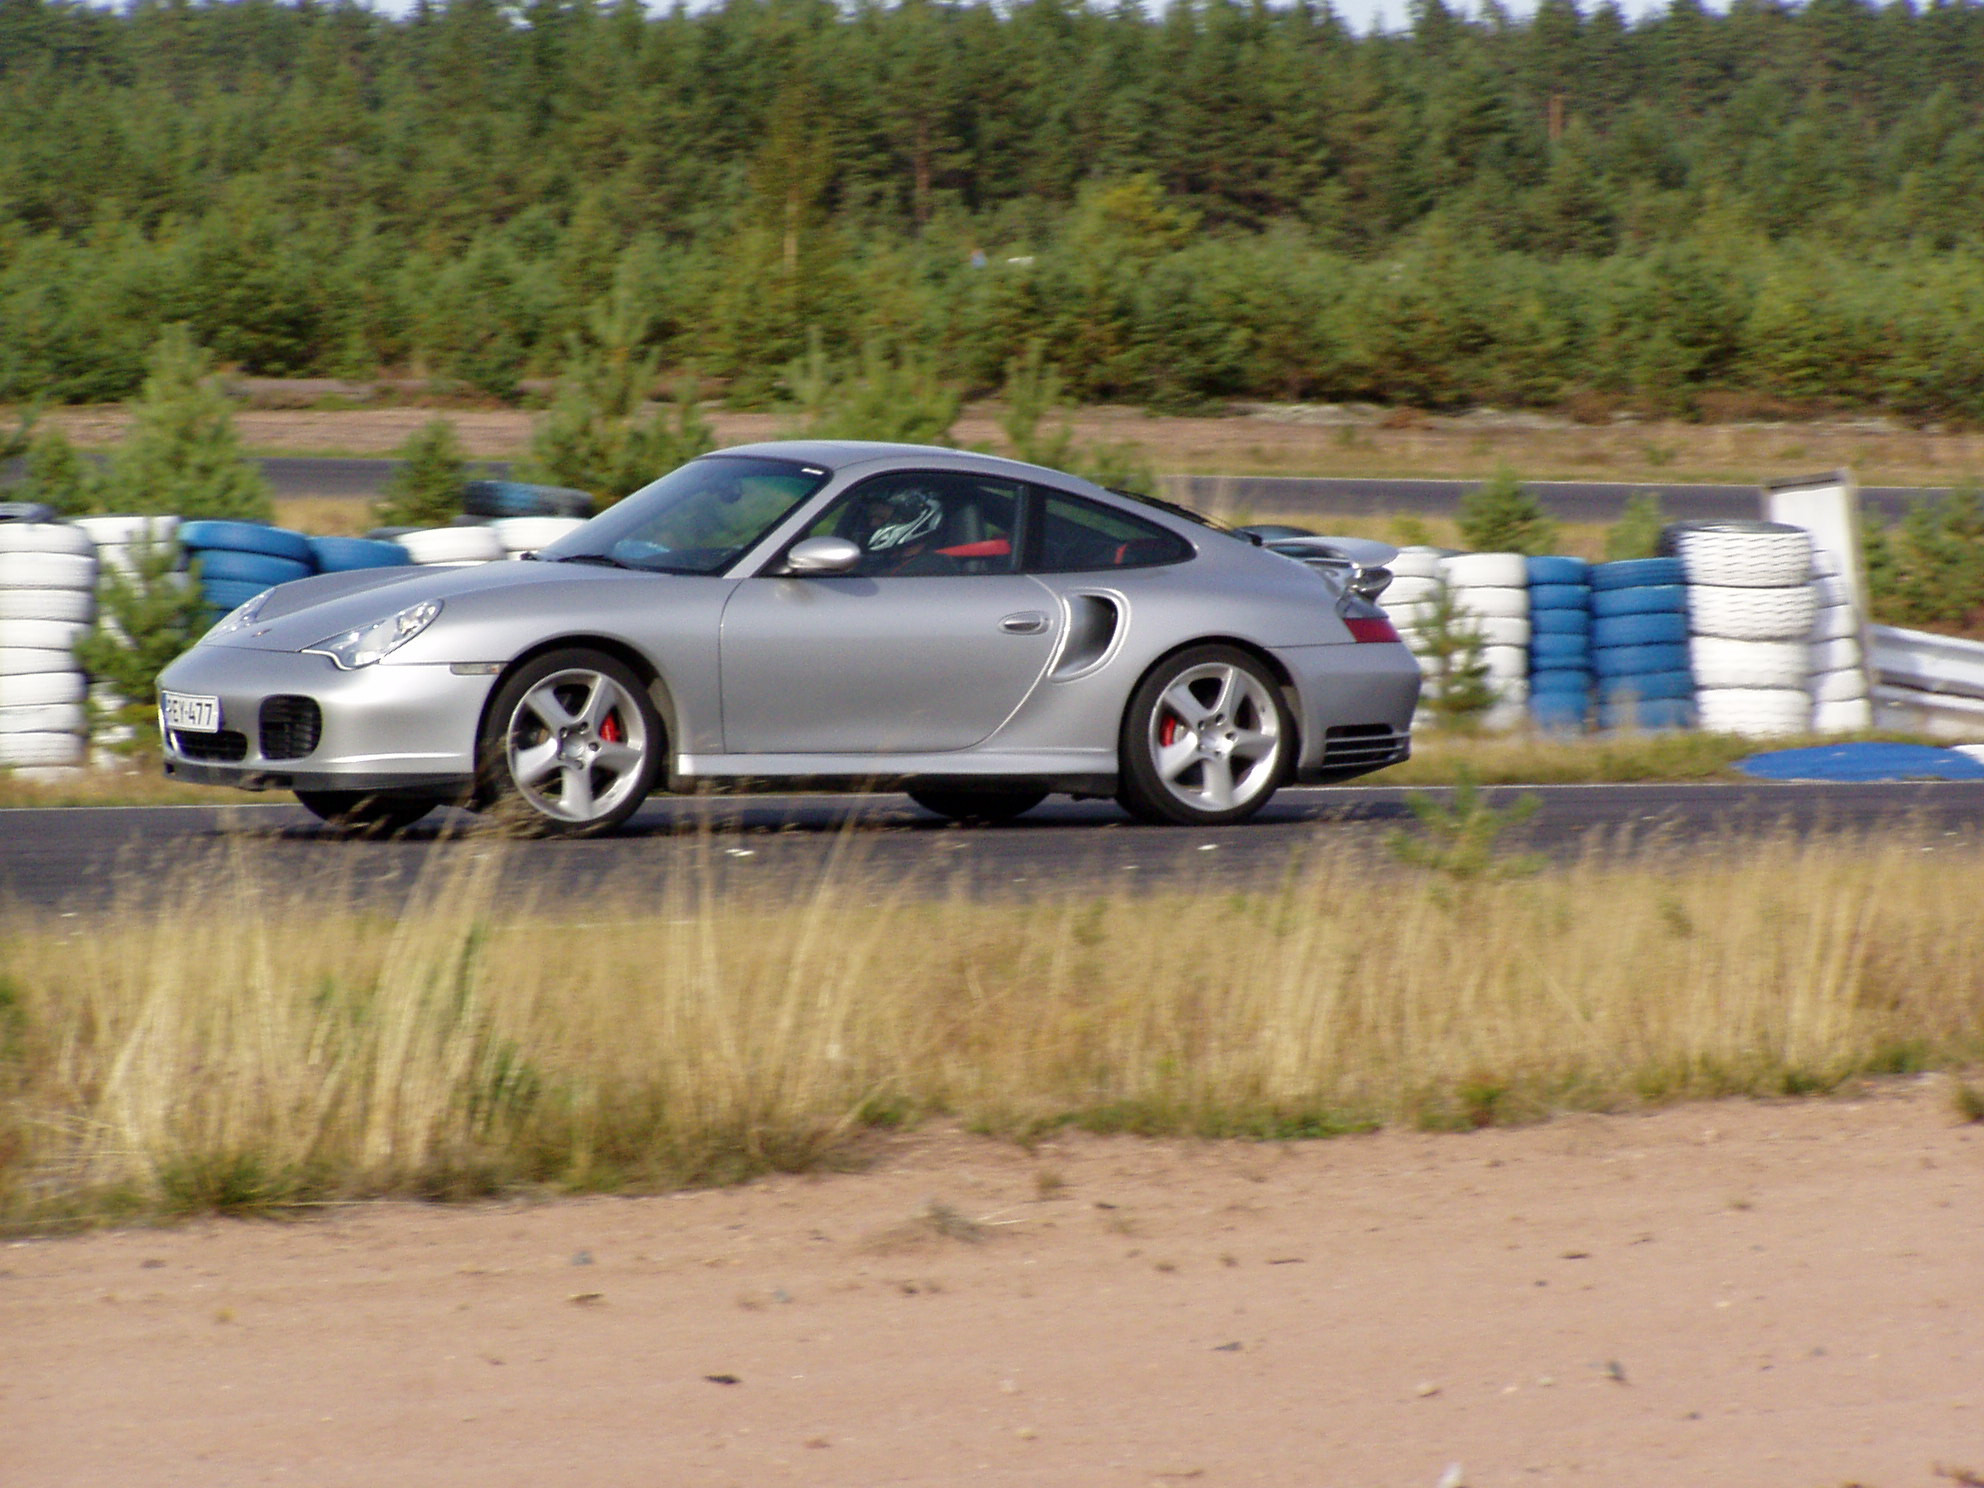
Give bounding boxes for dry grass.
[0,759,221,809]
[271,495,374,537]
[3,829,1980,1229]
[1366,730,1809,786]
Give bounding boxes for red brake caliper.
[1158,714,1179,747]
[600,712,623,745]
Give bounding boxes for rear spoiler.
[1251,533,1398,605]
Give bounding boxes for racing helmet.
[861,489,943,551]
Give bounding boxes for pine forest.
[6,0,1984,417]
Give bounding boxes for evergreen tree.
[1456,466,1558,555]
[102,326,272,521]
[73,536,213,752]
[1865,489,1984,627]
[521,287,717,506]
[372,418,470,529]
[782,337,960,446]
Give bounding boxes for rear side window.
[1030,491,1193,573]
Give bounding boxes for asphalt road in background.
[5,781,1979,917]
[260,456,1943,525]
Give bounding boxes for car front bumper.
[156,647,496,796]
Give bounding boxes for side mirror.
[783,536,862,575]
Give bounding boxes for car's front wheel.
[294,790,438,837]
[477,649,662,836]
[1117,645,1291,826]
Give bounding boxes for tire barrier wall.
[0,516,95,767]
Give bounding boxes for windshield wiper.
[546,552,641,569]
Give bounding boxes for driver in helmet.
[847,487,952,574]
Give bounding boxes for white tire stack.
[1804,553,1871,732]
[1668,521,1815,738]
[397,524,507,566]
[1440,551,1530,726]
[73,514,181,581]
[491,516,587,559]
[0,521,96,768]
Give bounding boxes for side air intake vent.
[1050,593,1123,679]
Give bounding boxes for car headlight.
[303,599,443,670]
[202,587,275,643]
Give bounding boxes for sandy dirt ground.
[5,1080,1981,1488]
[32,400,1984,487]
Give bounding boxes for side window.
[797,472,1024,577]
[1030,491,1193,573]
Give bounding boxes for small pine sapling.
[373,418,470,529]
[102,326,273,521]
[1386,765,1545,898]
[1604,491,1668,561]
[1414,584,1498,729]
[73,536,213,751]
[1457,465,1557,556]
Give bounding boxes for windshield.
[538,455,831,574]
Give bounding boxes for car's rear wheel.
[1117,645,1291,826]
[906,787,1049,824]
[477,649,662,836]
[294,790,438,836]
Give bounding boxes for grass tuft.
[1952,1078,1984,1125]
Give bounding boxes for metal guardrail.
[1869,624,1984,703]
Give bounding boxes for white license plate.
[162,692,221,733]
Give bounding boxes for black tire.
[295,790,438,836]
[476,648,663,837]
[907,787,1049,824]
[1116,644,1292,826]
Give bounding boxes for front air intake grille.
[259,695,322,761]
[1321,724,1408,769]
[174,729,249,763]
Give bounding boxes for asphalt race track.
[3,780,1979,918]
[259,456,1948,525]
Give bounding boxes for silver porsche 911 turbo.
[157,442,1420,834]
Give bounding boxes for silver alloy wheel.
[1146,660,1283,814]
[503,666,651,823]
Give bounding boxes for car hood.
[197,559,677,657]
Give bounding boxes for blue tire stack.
[1526,556,1592,731]
[179,520,317,617]
[308,536,415,574]
[1590,557,1695,729]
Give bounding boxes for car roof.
[711,440,1100,491]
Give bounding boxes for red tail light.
[1345,614,1400,644]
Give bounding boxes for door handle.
[1000,611,1049,635]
